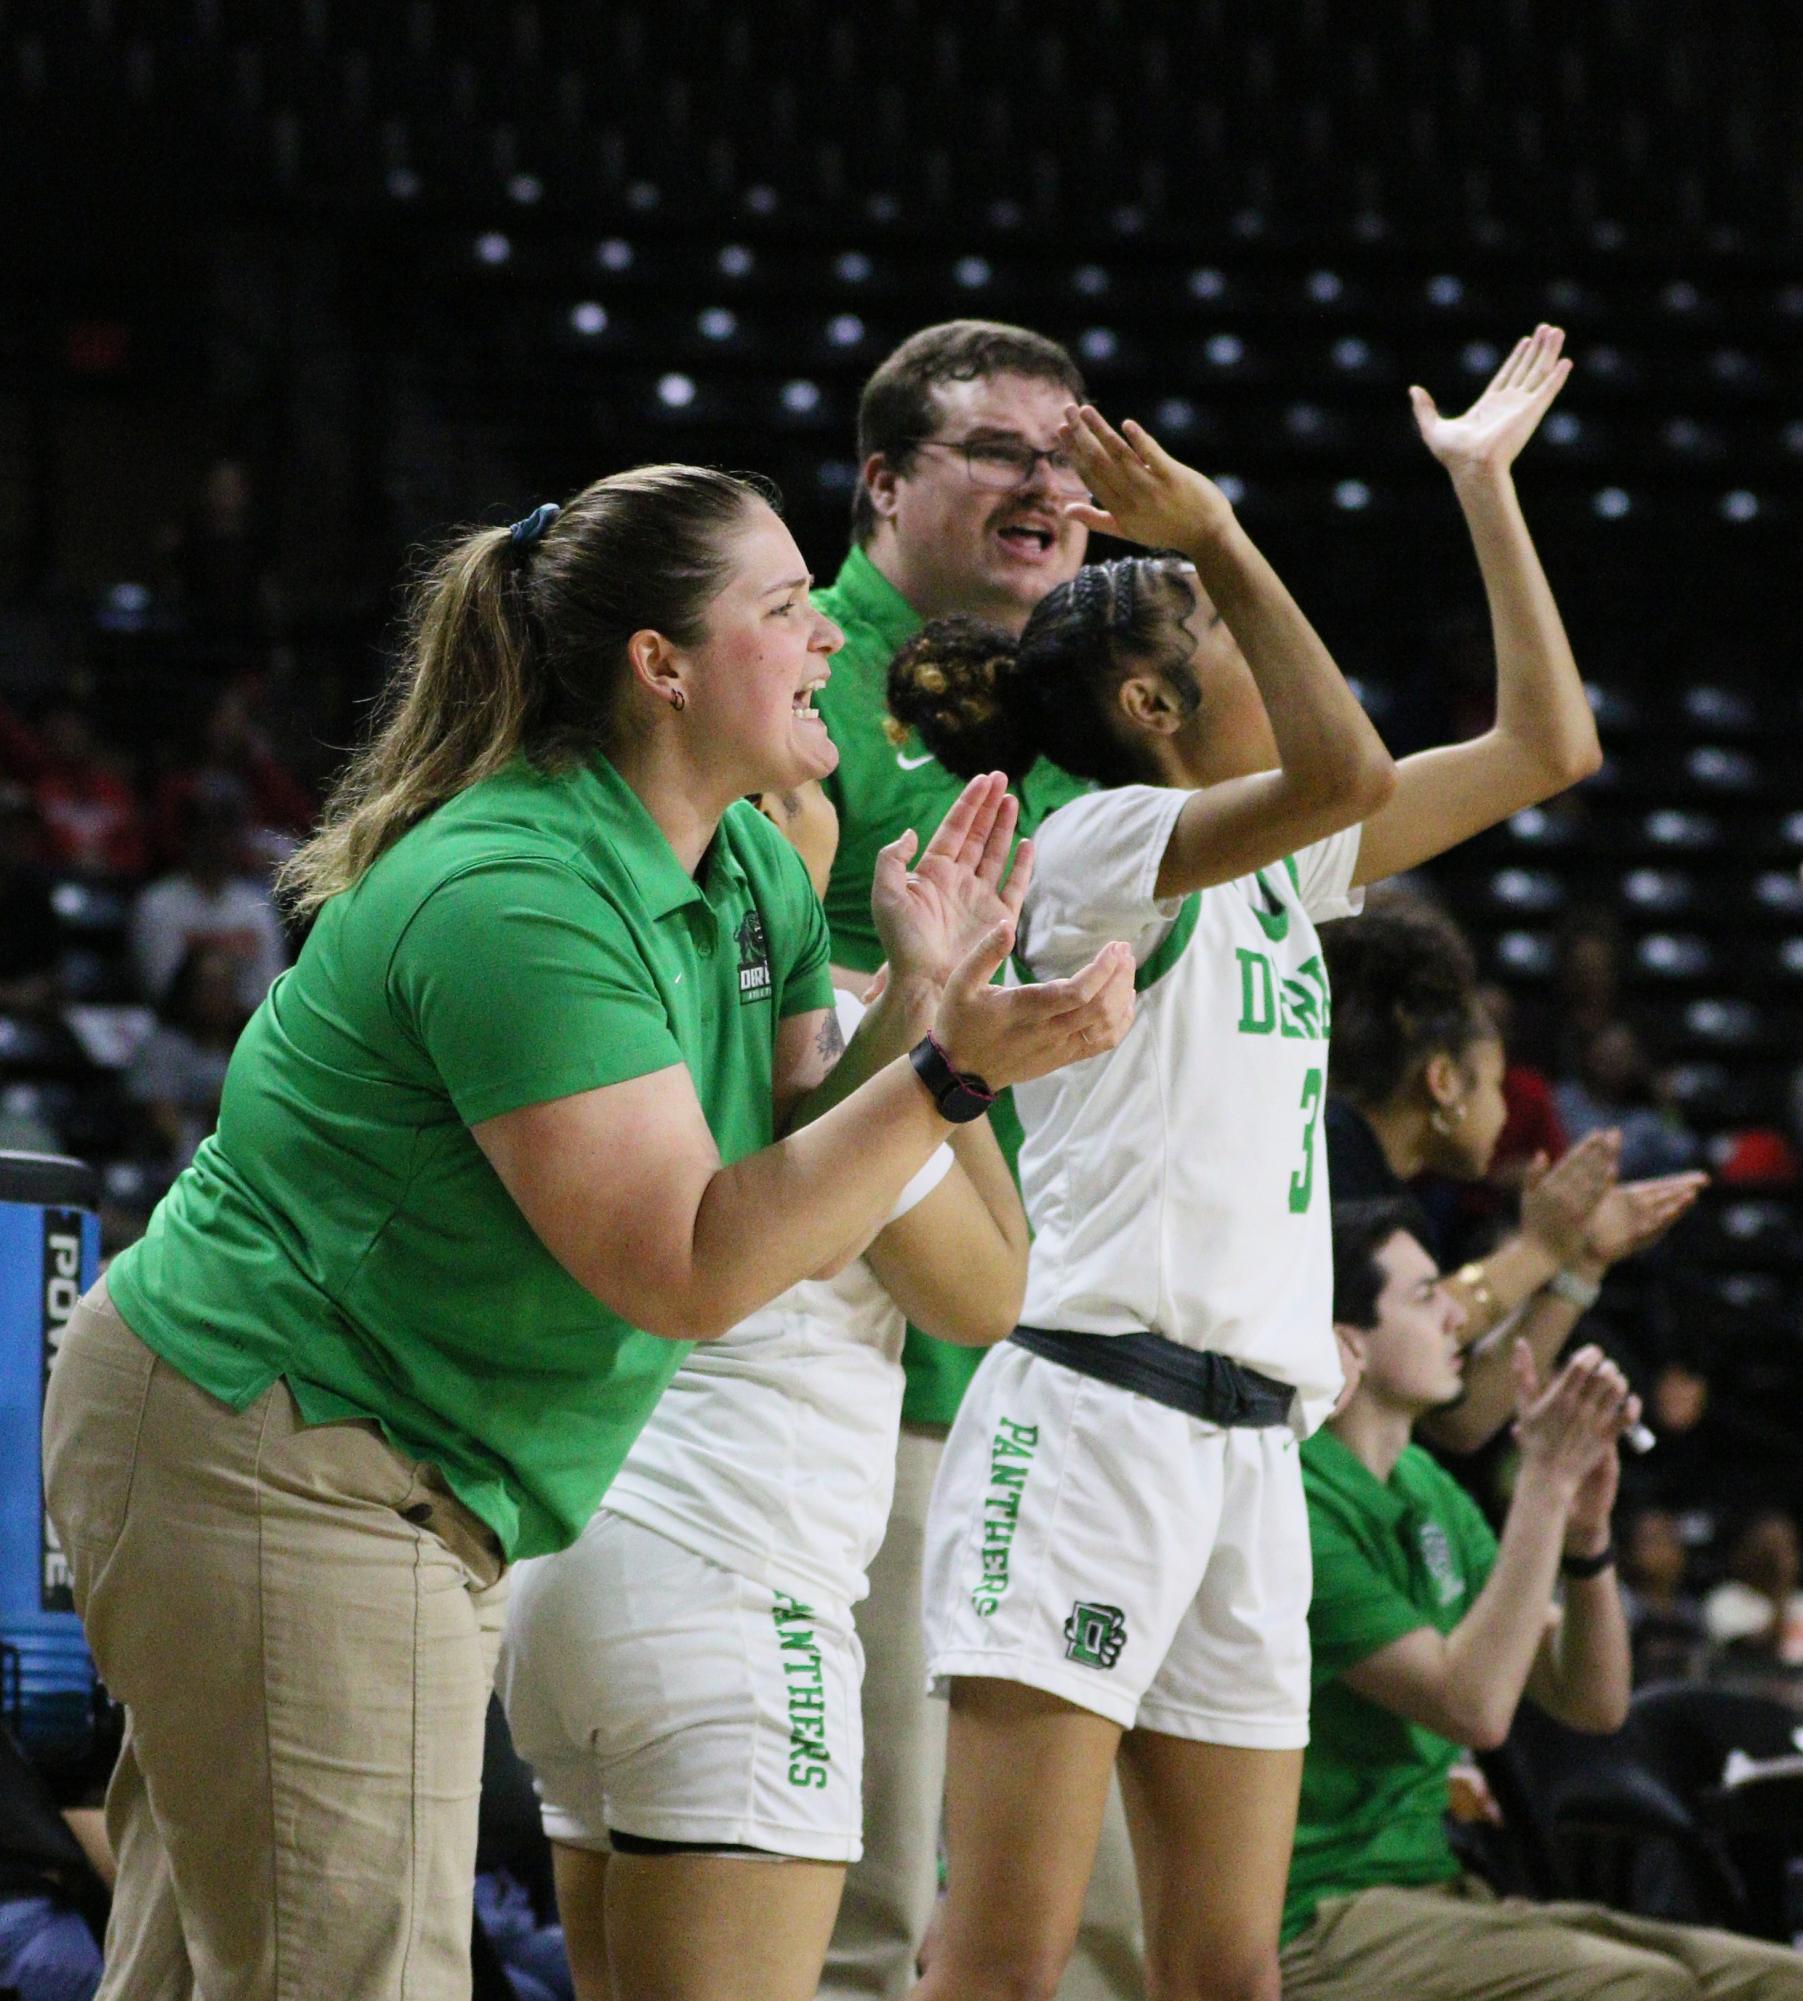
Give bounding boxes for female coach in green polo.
[40,465,1133,2001]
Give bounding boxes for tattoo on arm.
[814,1008,846,1068]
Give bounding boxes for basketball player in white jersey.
[890,329,1598,2001]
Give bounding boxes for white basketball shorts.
[498,1512,865,1861]
[922,1340,1311,1746]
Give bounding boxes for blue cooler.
[0,1149,102,1753]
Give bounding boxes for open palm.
[1585,1171,1708,1267]
[1411,324,1573,477]
[1056,402,1235,550]
[871,771,1032,989]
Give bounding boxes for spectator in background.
[1619,1506,1710,1684]
[0,784,63,1018]
[473,1871,573,2001]
[1475,984,1568,1194]
[1710,1126,1799,1189]
[1705,1511,1803,1669]
[0,1728,105,2001]
[1280,1201,1803,2000]
[1651,1357,1711,1438]
[1323,890,1705,1454]
[1703,1064,1803,1189]
[155,455,279,638]
[151,682,316,873]
[1628,1359,1801,1535]
[1556,1021,1700,1181]
[123,944,247,1175]
[1551,910,1624,1076]
[0,697,147,881]
[129,778,287,1011]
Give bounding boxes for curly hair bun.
[886,616,1039,782]
[1324,889,1490,1107]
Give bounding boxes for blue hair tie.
[508,502,560,550]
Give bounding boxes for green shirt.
[108,755,833,1561]
[1284,1429,1500,1945]
[812,545,1090,1424]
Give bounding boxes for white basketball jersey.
[1011,786,1364,1435]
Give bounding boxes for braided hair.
[886,555,1199,788]
[1323,890,1495,1109]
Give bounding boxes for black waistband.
[1010,1325,1295,1427]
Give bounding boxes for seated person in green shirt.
[1284,1198,1803,1999]
[40,467,1138,2001]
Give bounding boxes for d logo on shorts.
[1063,1601,1127,1670]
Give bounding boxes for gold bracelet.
[1453,1259,1497,1321]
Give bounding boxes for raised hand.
[1055,403,1237,552]
[1564,1412,1628,1553]
[1520,1128,1620,1265]
[934,930,1136,1091]
[1512,1340,1637,1502]
[1410,325,1573,480]
[1585,1171,1709,1268]
[870,772,1031,992]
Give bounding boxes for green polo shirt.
[813,545,1091,1424]
[1284,1429,1500,1945]
[108,755,833,1561]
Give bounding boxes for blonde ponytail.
[277,462,773,919]
[279,528,530,916]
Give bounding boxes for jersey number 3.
[1288,1068,1324,1215]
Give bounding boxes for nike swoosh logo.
[896,750,936,770]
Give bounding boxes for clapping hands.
[1521,1129,1620,1264]
[869,773,1137,1092]
[870,772,1029,994]
[1512,1340,1639,1529]
[1522,1126,1707,1275]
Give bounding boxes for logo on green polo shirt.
[1417,1521,1465,1606]
[1063,1601,1127,1670]
[735,909,773,1004]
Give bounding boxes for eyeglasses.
[915,436,1089,496]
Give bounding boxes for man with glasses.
[815,320,1093,984]
[813,321,1142,2001]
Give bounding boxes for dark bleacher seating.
[0,3,1799,1484]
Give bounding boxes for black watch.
[909,1034,997,1124]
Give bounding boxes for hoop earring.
[1430,1099,1470,1136]
[670,688,687,713]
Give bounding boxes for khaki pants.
[41,1279,508,2001]
[819,1424,1146,2001]
[1280,1875,1803,2000]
